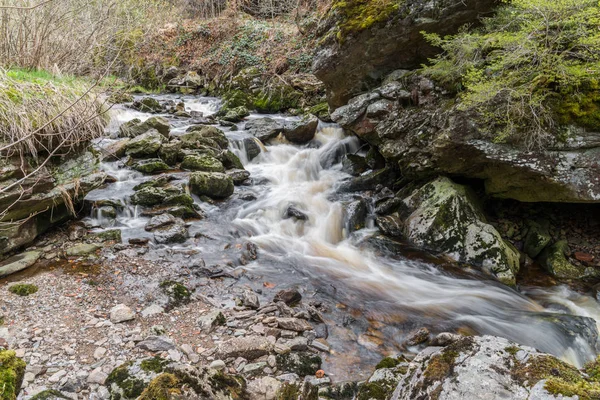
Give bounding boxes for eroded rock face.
[392,335,599,400]
[313,0,498,107]
[402,177,520,285]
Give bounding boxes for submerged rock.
[402,177,520,285]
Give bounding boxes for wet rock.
[277,318,312,332]
[102,138,130,160]
[402,177,520,286]
[129,237,150,245]
[337,167,395,193]
[136,336,176,352]
[341,154,369,176]
[124,129,166,157]
[284,205,308,221]
[158,141,183,165]
[405,327,430,346]
[119,116,170,138]
[222,150,245,170]
[141,204,202,219]
[216,336,274,360]
[222,106,250,123]
[283,115,318,144]
[181,154,225,172]
[273,289,302,306]
[182,126,229,150]
[131,186,193,208]
[110,304,135,323]
[375,214,403,238]
[524,219,551,259]
[66,243,101,257]
[0,251,42,278]
[131,158,170,174]
[344,198,368,234]
[227,169,251,185]
[245,118,284,143]
[132,97,162,113]
[189,172,234,199]
[144,214,188,244]
[540,240,600,280]
[242,291,260,309]
[393,335,597,400]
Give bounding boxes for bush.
[422,0,600,148]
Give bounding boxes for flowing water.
[86,95,600,381]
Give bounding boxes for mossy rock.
[222,106,250,123]
[523,219,551,259]
[138,373,180,400]
[130,186,191,208]
[29,390,69,400]
[134,97,162,113]
[91,229,122,243]
[308,102,331,122]
[125,130,166,158]
[120,117,170,138]
[181,154,225,173]
[539,240,600,280]
[0,350,26,400]
[222,151,244,170]
[189,172,234,199]
[160,281,192,308]
[8,283,39,296]
[109,92,134,104]
[106,362,147,400]
[159,142,183,165]
[132,159,170,174]
[181,126,228,150]
[276,352,321,376]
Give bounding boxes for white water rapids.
[89,95,600,375]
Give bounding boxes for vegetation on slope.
[422,0,600,148]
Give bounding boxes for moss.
[544,377,600,400]
[30,390,69,399]
[308,102,330,120]
[208,371,246,399]
[276,353,322,376]
[332,0,402,42]
[180,154,225,173]
[0,350,26,400]
[138,373,180,400]
[357,382,388,400]
[276,383,300,400]
[424,350,458,383]
[106,362,146,399]
[160,281,192,307]
[8,284,38,296]
[375,357,399,370]
[140,357,168,374]
[504,345,520,356]
[92,229,122,243]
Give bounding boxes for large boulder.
[125,130,166,157]
[245,118,284,143]
[283,115,318,144]
[392,335,600,400]
[181,154,225,173]
[401,177,520,285]
[181,126,228,150]
[189,172,234,199]
[313,0,498,107]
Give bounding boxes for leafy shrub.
[423,0,600,148]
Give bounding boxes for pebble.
[48,369,67,383]
[209,360,226,370]
[109,304,135,323]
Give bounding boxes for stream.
[86,94,600,381]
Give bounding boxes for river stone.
[341,154,369,176]
[391,335,591,400]
[222,106,250,123]
[246,376,281,400]
[284,205,308,221]
[283,115,318,144]
[216,336,274,360]
[189,172,234,199]
[344,198,368,234]
[277,318,312,332]
[242,291,260,309]
[131,158,170,174]
[159,141,183,165]
[375,214,404,238]
[0,251,42,278]
[125,129,166,157]
[273,289,302,306]
[119,116,170,138]
[144,213,177,231]
[402,177,520,286]
[181,154,225,172]
[245,118,284,143]
[149,216,188,244]
[132,97,162,113]
[524,219,552,259]
[227,169,251,185]
[130,186,192,208]
[110,304,135,323]
[102,138,130,161]
[182,126,228,149]
[539,240,600,280]
[66,243,101,257]
[222,150,244,170]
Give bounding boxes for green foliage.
[8,284,38,296]
[423,0,600,148]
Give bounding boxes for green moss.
[276,353,322,376]
[208,372,246,399]
[308,102,330,120]
[8,284,38,296]
[357,382,388,400]
[160,281,192,307]
[138,373,180,400]
[504,345,520,356]
[332,0,401,42]
[140,357,168,374]
[545,377,600,400]
[276,383,300,400]
[91,229,122,243]
[0,350,26,400]
[106,362,146,399]
[30,390,69,399]
[375,357,399,370]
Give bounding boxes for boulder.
[222,150,244,170]
[125,130,166,157]
[131,158,170,174]
[158,141,183,165]
[539,241,600,280]
[245,118,284,143]
[119,116,170,138]
[181,126,228,150]
[130,186,193,208]
[344,198,368,234]
[393,335,600,400]
[227,169,251,185]
[144,214,188,244]
[132,97,162,113]
[222,106,250,123]
[189,172,234,199]
[283,115,318,144]
[181,154,225,172]
[0,251,42,278]
[524,219,552,259]
[402,177,520,285]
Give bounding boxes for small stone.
[242,291,260,309]
[93,347,107,359]
[136,336,176,352]
[110,304,135,323]
[87,367,108,384]
[209,360,226,371]
[141,304,164,318]
[48,369,67,383]
[277,318,312,332]
[405,327,430,346]
[315,370,325,378]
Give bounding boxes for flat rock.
[0,251,42,278]
[216,336,274,360]
[110,304,135,323]
[136,335,176,352]
[277,318,312,332]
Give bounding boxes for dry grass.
[0,69,108,159]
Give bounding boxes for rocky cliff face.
[313,0,499,107]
